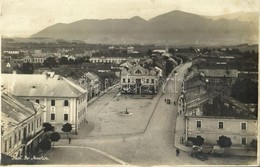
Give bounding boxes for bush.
[62,123,72,138]
[193,136,205,146]
[43,123,53,132]
[217,135,232,148]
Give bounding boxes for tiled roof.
[1,74,86,98]
[200,69,238,78]
[1,93,36,135]
[84,72,100,81]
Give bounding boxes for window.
[128,79,130,83]
[14,133,17,144]
[135,69,142,74]
[31,122,34,131]
[241,123,247,130]
[4,141,7,152]
[242,138,247,145]
[151,79,154,84]
[51,100,55,106]
[219,122,223,129]
[123,78,126,83]
[196,121,201,128]
[18,130,21,141]
[28,124,30,133]
[35,99,40,104]
[9,138,12,149]
[146,79,149,83]
[51,114,55,121]
[64,100,69,106]
[64,114,69,121]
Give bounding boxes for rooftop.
[200,69,238,78]
[1,73,86,98]
[1,92,39,135]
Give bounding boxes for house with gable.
[120,63,160,94]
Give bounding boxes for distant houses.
[23,50,47,64]
[1,72,87,133]
[1,90,45,159]
[199,69,239,86]
[89,54,143,64]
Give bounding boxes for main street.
[45,62,256,165]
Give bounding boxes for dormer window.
[135,69,142,74]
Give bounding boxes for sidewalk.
[174,99,192,153]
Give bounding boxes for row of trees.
[231,79,258,104]
[37,123,72,155]
[189,135,257,151]
[43,56,90,68]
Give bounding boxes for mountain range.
[31,10,258,45]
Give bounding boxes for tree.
[168,48,175,55]
[193,136,204,146]
[217,135,232,148]
[250,139,257,151]
[43,57,57,67]
[37,138,51,154]
[75,57,87,64]
[147,49,152,56]
[165,59,174,76]
[231,79,258,104]
[50,132,61,148]
[19,62,34,74]
[61,123,72,138]
[59,56,68,65]
[43,123,53,132]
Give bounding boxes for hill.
[31,10,258,45]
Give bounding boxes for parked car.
[190,146,208,161]
[193,152,208,161]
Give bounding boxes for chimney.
[46,71,55,78]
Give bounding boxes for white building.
[1,72,87,133]
[120,63,160,94]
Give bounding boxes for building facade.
[77,72,101,101]
[120,64,160,94]
[1,91,45,159]
[1,72,87,133]
[89,55,142,64]
[185,116,257,146]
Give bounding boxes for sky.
[1,0,260,37]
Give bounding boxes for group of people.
[164,99,176,105]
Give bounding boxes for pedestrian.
[165,99,166,103]
[180,110,182,115]
[176,149,180,156]
[181,137,184,144]
[68,137,71,144]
